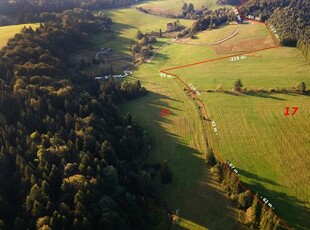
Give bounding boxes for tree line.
[0,8,168,230]
[206,149,282,229]
[239,0,310,62]
[0,0,142,25]
[175,3,237,38]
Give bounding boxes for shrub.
[161,160,172,184]
[206,148,217,166]
[216,84,224,91]
[234,79,243,91]
[298,82,306,93]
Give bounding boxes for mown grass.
[170,47,310,90]
[92,3,309,228]
[191,22,269,45]
[167,46,310,229]
[200,92,310,229]
[103,8,194,54]
[121,58,243,229]
[73,8,196,74]
[0,23,39,49]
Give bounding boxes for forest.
[239,0,310,60]
[0,8,166,230]
[0,0,143,25]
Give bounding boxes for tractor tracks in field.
[171,27,244,47]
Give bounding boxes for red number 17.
[284,107,298,116]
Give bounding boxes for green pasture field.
[0,23,39,49]
[180,22,270,45]
[167,46,310,229]
[104,8,194,54]
[136,0,228,12]
[106,4,310,228]
[89,5,251,229]
[121,62,243,230]
[73,8,195,74]
[170,47,310,90]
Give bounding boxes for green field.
[92,5,247,229]
[104,8,194,54]
[2,0,309,228]
[136,0,228,12]
[121,65,243,230]
[73,8,195,74]
[0,24,39,48]
[166,42,310,229]
[170,47,310,89]
[103,2,310,229]
[177,22,270,45]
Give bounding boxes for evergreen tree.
[234,79,243,91]
[298,82,306,93]
[206,147,217,166]
[161,160,172,184]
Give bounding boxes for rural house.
[167,22,174,32]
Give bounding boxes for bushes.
[234,79,243,91]
[161,160,172,184]
[212,80,309,95]
[120,80,147,100]
[206,148,217,166]
[297,40,310,63]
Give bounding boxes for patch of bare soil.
[212,37,275,54]
[141,5,178,18]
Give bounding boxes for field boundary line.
[158,0,291,229]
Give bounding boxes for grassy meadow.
[73,8,195,74]
[166,45,310,228]
[121,62,243,229]
[104,3,310,229]
[0,24,39,48]
[170,47,310,90]
[103,8,194,54]
[136,0,228,12]
[177,22,269,45]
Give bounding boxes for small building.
[167,22,174,32]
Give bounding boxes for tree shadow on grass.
[245,93,287,101]
[238,168,282,187]
[221,91,287,100]
[153,52,169,61]
[242,180,310,230]
[120,90,244,229]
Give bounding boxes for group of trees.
[239,0,310,61]
[0,0,143,24]
[130,30,157,60]
[2,8,111,74]
[231,79,307,94]
[207,152,281,229]
[176,5,237,38]
[0,8,168,230]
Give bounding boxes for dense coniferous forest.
[239,0,310,61]
[0,8,165,230]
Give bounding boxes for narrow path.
[209,27,243,45]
